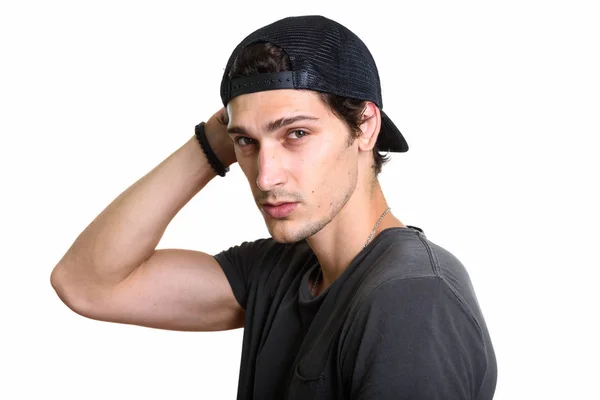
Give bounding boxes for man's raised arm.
[50,109,243,332]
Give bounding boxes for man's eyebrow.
[227,115,319,136]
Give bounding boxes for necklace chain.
[311,207,391,297]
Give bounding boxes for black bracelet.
[195,122,229,177]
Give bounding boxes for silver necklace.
[310,207,391,297]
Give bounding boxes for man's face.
[226,89,360,243]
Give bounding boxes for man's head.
[219,16,408,243]
[225,41,392,178]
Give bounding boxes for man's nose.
[255,143,287,192]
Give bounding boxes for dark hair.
[228,42,391,177]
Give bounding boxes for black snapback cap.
[219,15,408,153]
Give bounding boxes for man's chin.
[268,226,299,244]
[266,220,307,244]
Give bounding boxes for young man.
[51,15,497,399]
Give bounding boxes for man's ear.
[219,107,230,125]
[357,102,381,152]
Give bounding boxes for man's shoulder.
[350,226,480,318]
[343,227,490,346]
[358,226,466,285]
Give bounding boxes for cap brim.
[377,110,408,152]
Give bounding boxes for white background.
[1,0,598,399]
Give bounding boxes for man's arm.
[50,109,243,331]
[341,277,492,399]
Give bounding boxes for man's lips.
[262,202,294,206]
[261,202,298,218]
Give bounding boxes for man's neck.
[306,182,405,295]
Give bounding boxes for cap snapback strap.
[228,71,295,101]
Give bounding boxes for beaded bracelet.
[195,122,229,177]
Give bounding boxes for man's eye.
[234,136,254,146]
[289,130,308,140]
[234,130,308,147]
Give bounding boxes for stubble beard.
[267,184,354,244]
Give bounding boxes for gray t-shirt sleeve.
[340,276,491,400]
[213,238,272,310]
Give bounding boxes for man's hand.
[205,107,237,167]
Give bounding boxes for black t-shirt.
[213,226,497,399]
